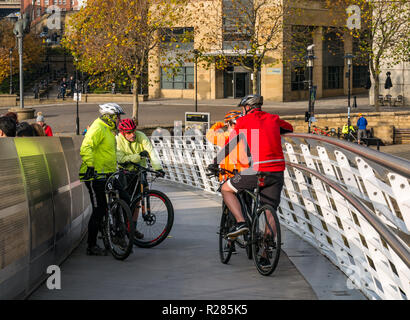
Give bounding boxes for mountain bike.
[118,161,174,248]
[81,170,135,260]
[312,125,337,137]
[207,167,281,276]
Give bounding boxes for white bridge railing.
[151,132,410,300]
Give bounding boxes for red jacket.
[227,110,293,172]
[43,124,53,136]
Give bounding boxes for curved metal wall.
[0,136,90,300]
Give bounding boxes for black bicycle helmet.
[237,94,263,109]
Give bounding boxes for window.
[324,66,343,89]
[323,28,344,90]
[291,67,307,91]
[37,8,41,17]
[162,27,194,43]
[161,67,194,90]
[353,65,369,88]
[289,26,314,91]
[45,0,49,5]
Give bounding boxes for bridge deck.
[29,181,364,300]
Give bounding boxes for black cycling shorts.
[226,171,284,210]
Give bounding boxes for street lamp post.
[17,32,24,109]
[344,54,355,141]
[193,49,199,112]
[75,59,80,135]
[305,44,316,134]
[9,48,13,95]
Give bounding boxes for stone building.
[149,0,369,102]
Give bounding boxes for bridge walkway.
[29,181,364,300]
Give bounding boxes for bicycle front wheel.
[251,204,281,276]
[219,204,235,264]
[132,190,174,248]
[106,199,134,260]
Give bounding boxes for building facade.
[0,0,20,19]
[149,0,369,101]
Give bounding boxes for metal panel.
[0,138,30,299]
[0,136,89,299]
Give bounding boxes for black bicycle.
[118,161,174,248]
[81,170,135,260]
[208,167,281,276]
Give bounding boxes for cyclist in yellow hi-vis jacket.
[116,118,165,239]
[79,103,125,256]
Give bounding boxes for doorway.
[223,71,249,98]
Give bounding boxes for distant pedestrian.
[357,113,368,145]
[111,82,116,94]
[33,83,40,99]
[59,77,67,100]
[36,112,53,136]
[69,76,75,96]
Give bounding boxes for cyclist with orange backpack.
[206,110,249,181]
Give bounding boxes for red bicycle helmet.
[118,118,136,133]
[224,110,242,124]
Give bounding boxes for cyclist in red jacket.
[209,94,293,241]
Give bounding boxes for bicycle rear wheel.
[132,190,174,248]
[251,204,281,276]
[105,199,134,260]
[219,205,235,264]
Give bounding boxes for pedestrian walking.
[59,77,67,100]
[357,113,368,145]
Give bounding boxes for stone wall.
[280,111,410,145]
[84,94,148,103]
[0,95,17,107]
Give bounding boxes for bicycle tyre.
[245,233,253,260]
[105,199,134,260]
[219,205,235,264]
[132,190,174,248]
[251,204,281,276]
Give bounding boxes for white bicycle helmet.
[98,103,125,115]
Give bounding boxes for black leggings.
[85,180,107,247]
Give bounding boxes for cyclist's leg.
[259,171,284,242]
[222,172,258,237]
[221,181,244,224]
[85,180,108,252]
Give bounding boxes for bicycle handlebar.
[118,161,164,176]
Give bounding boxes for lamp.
[344,53,355,141]
[305,44,316,133]
[9,48,13,95]
[193,49,199,112]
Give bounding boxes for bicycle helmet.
[237,94,263,109]
[118,118,136,133]
[224,110,242,124]
[99,103,125,115]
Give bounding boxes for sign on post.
[73,92,81,102]
[185,112,210,134]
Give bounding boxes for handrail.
[287,162,410,269]
[284,133,410,179]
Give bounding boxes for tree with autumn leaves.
[0,19,44,92]
[326,0,409,110]
[196,0,298,95]
[63,0,191,125]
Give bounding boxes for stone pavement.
[29,180,364,300]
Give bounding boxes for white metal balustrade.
[150,132,410,300]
